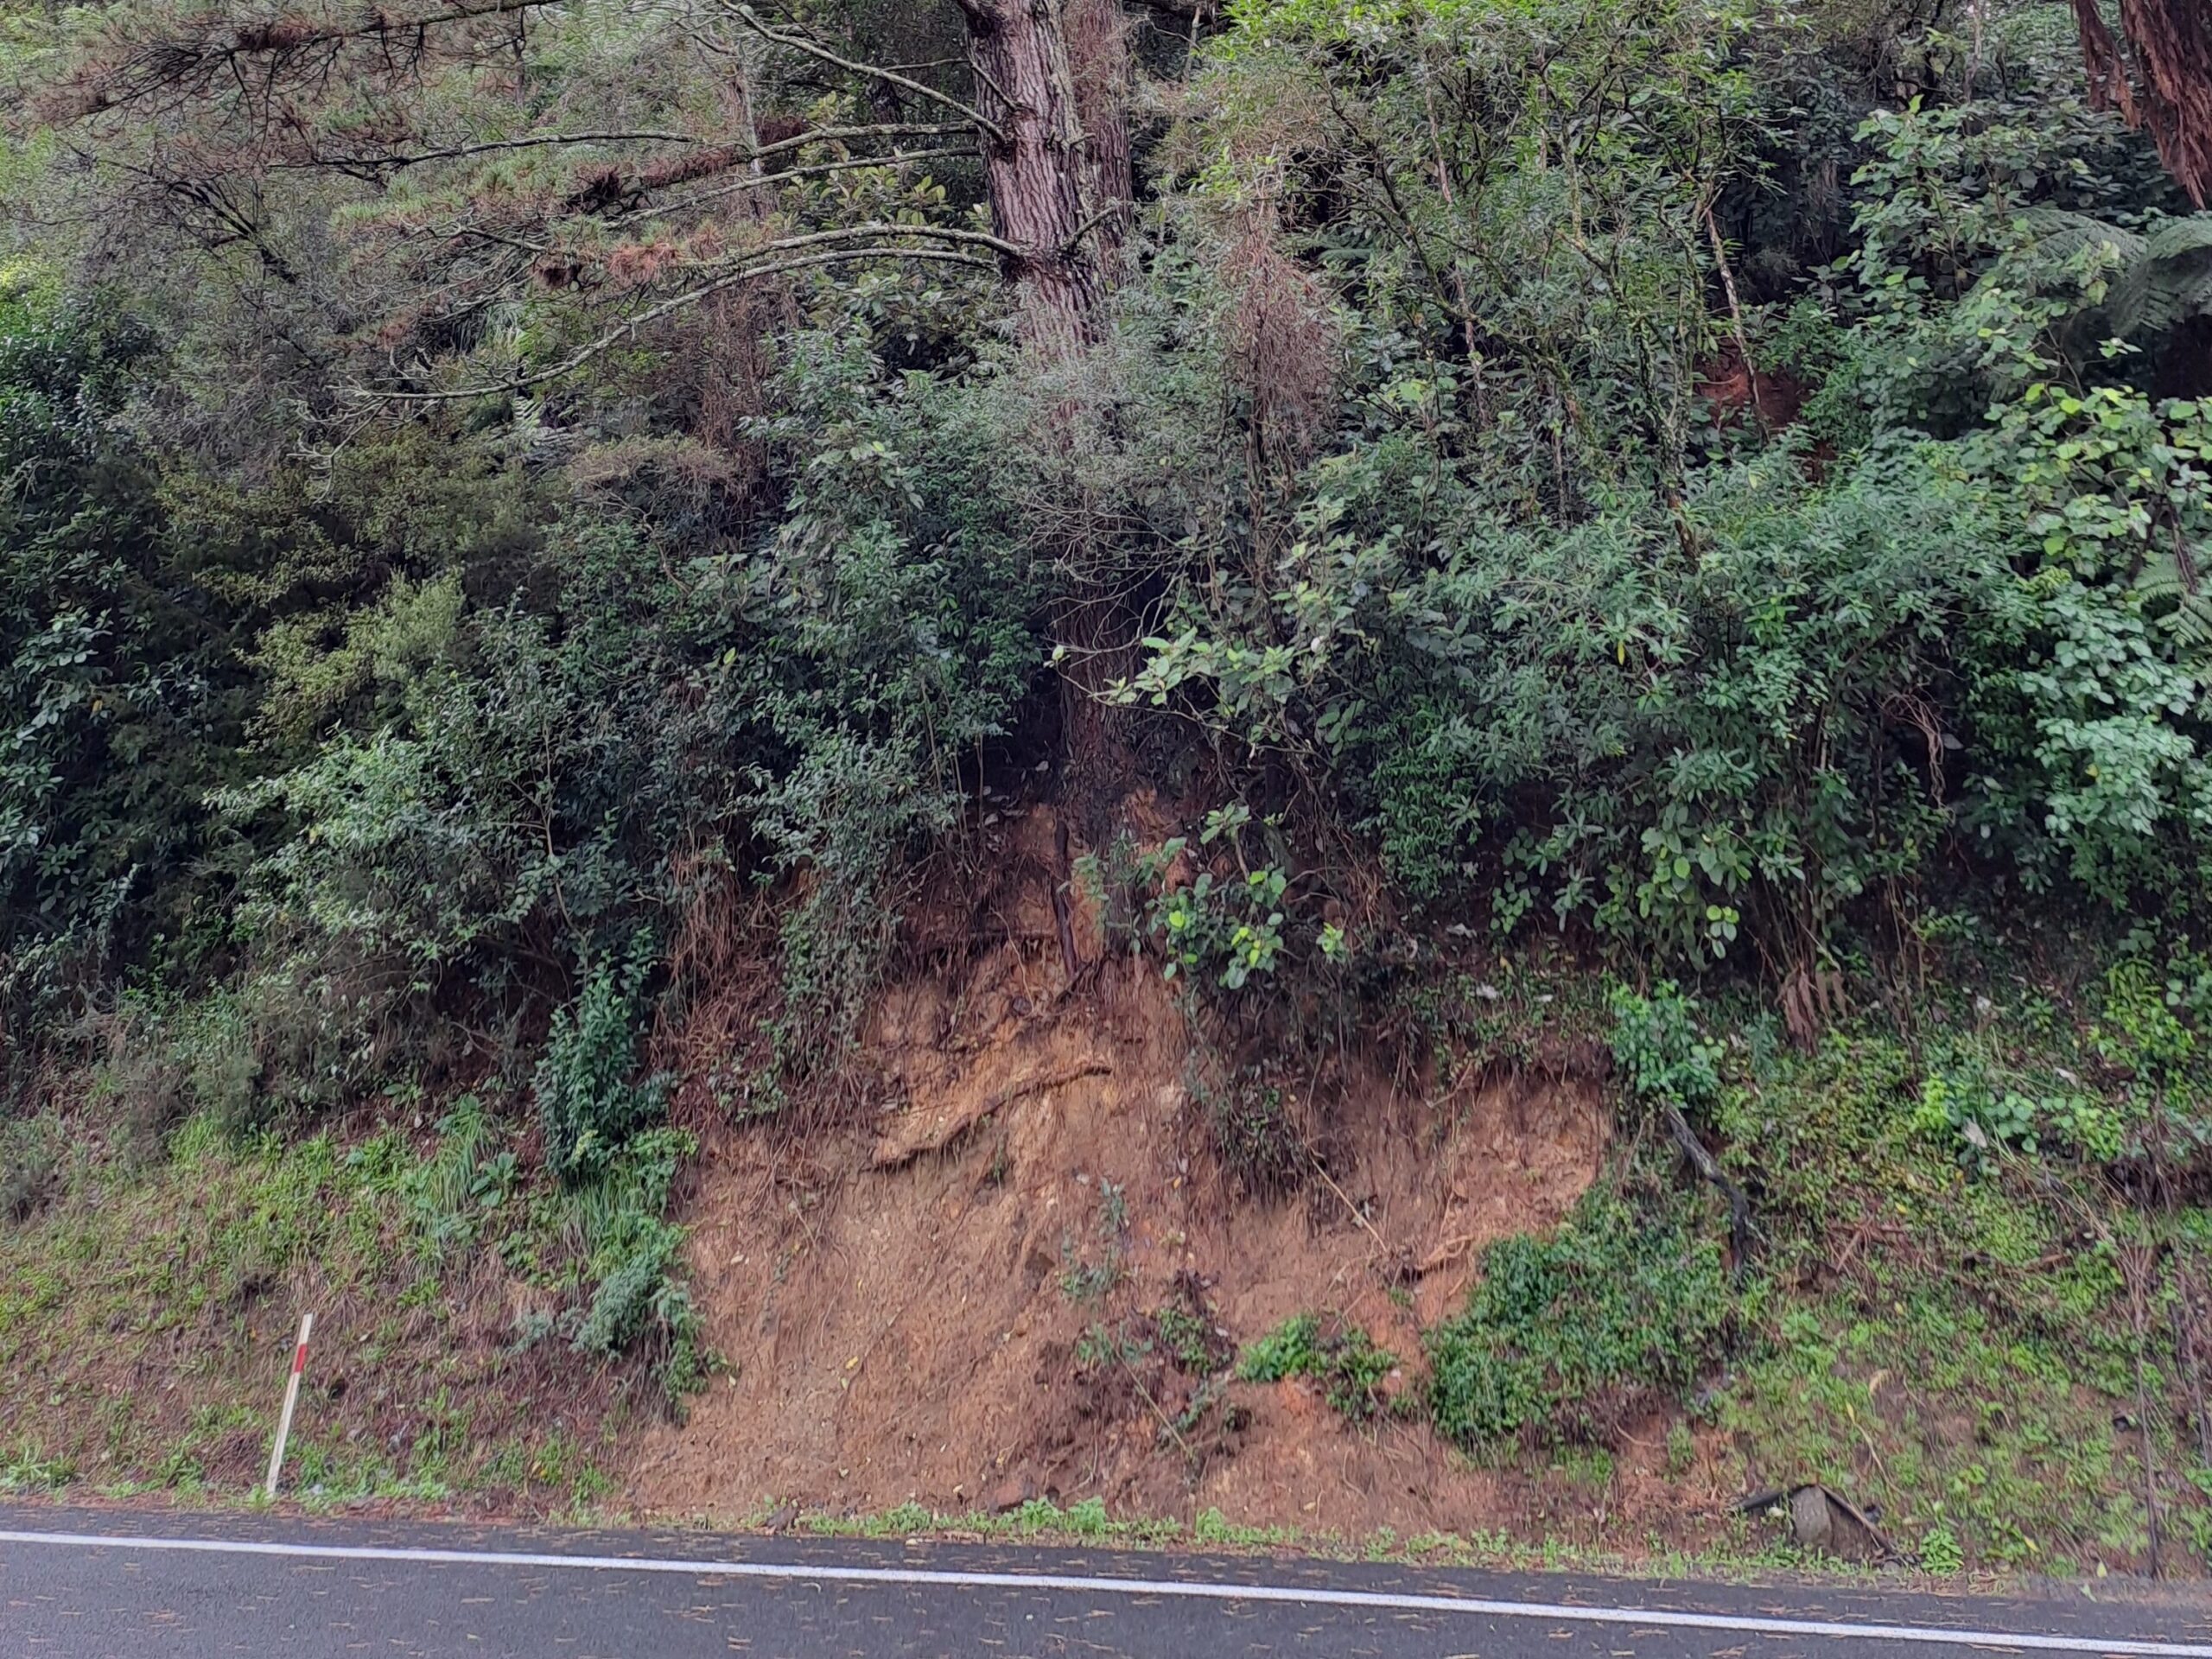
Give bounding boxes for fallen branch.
[1662,1100,1757,1274]
[870,1062,1111,1169]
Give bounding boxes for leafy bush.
[569,1128,705,1398]
[1236,1313,1397,1421]
[1148,855,1290,991]
[1128,436,2020,963]
[1105,12,2212,965]
[0,288,239,1022]
[1608,982,1725,1117]
[1909,1068,2082,1164]
[536,950,669,1183]
[736,331,1044,1073]
[1426,1179,1741,1447]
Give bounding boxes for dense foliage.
[3,0,2210,1427]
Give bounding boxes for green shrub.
[1154,1304,1223,1374]
[1426,1179,1741,1447]
[1236,1313,1321,1383]
[569,1128,705,1398]
[535,951,668,1183]
[1146,851,1289,991]
[1607,981,1723,1116]
[0,289,238,1026]
[1236,1313,1397,1421]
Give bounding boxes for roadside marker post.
[263,1312,315,1502]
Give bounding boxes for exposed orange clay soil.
[626,808,1744,1544]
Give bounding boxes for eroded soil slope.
[627,810,1666,1537]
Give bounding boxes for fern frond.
[2139,539,2212,658]
[2012,206,2147,268]
[2101,213,2212,338]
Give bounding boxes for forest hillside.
[3,0,2212,1577]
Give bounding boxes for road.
[4,1504,2211,1658]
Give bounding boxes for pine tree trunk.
[957,0,1127,350]
[957,1,1137,791]
[2075,0,2212,205]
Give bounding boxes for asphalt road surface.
[5,1505,2211,1659]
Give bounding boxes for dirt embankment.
[626,807,1708,1540]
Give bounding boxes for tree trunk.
[957,0,1128,351]
[2075,0,2212,206]
[1066,0,1134,281]
[956,1,1138,797]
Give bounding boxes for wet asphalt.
[3,1503,2210,1658]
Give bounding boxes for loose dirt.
[626,808,1724,1542]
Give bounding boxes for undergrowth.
[1701,950,2212,1573]
[1426,1173,1744,1449]
[1398,938,2212,1574]
[0,1096,682,1511]
[1237,1313,1401,1422]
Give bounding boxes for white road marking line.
[1,1529,2209,1656]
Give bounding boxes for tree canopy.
[2,0,2209,1135]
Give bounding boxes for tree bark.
[957,0,1127,350]
[953,2,1139,785]
[2075,0,2212,206]
[1066,0,1135,281]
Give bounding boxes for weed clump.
[570,1127,704,1394]
[0,1112,60,1223]
[1236,1313,1398,1421]
[536,950,669,1182]
[1187,1061,1307,1195]
[1426,1175,1741,1448]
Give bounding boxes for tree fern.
[2011,205,2148,270]
[1982,209,2212,350]
[2101,214,2212,338]
[2139,534,2212,658]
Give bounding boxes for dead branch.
[60,0,575,118]
[1662,1099,1758,1274]
[372,244,998,402]
[275,129,701,174]
[726,3,1006,145]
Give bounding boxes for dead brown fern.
[1221,202,1338,476]
[1779,963,1847,1052]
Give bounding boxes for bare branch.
[373,245,998,402]
[667,219,1027,264]
[1065,200,1135,254]
[724,3,1006,145]
[277,130,702,174]
[744,122,982,167]
[410,218,1020,285]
